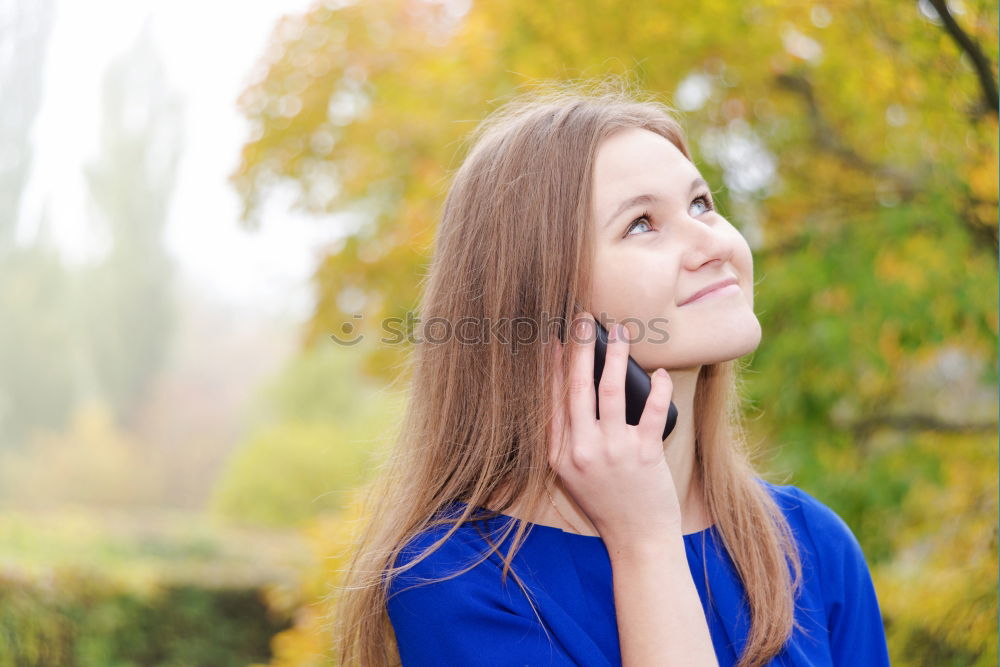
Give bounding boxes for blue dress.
[386,479,891,666]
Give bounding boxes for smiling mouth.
[679,277,739,306]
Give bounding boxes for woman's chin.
[658,320,762,369]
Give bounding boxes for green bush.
[0,568,290,667]
[210,420,373,526]
[211,342,405,528]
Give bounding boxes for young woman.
[332,80,891,667]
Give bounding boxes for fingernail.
[576,318,589,338]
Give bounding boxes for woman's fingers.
[637,367,673,443]
[567,313,597,432]
[596,321,628,427]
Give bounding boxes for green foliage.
[211,421,369,526]
[211,342,405,527]
[0,504,306,666]
[259,491,370,667]
[0,569,289,667]
[872,432,998,667]
[0,506,308,591]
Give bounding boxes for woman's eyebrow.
[603,176,709,230]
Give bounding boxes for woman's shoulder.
[385,506,584,665]
[756,477,861,548]
[756,480,891,663]
[755,478,875,594]
[388,502,514,594]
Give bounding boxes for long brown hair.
[330,76,804,667]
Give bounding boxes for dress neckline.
[461,502,716,541]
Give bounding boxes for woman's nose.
[678,215,734,268]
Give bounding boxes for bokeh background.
[1,0,997,665]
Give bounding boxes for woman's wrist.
[604,531,687,565]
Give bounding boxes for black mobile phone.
[593,321,678,441]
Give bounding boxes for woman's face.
[587,126,761,372]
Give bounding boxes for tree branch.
[960,197,1000,259]
[773,72,920,199]
[851,413,997,441]
[927,0,999,117]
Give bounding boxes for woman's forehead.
[592,130,700,214]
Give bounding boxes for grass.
[0,505,310,591]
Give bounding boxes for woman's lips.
[679,280,740,306]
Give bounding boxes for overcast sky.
[18,0,348,320]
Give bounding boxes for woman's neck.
[487,467,710,538]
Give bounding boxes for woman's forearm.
[607,536,719,667]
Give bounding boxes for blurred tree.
[0,0,76,449]
[0,13,183,450]
[0,0,55,252]
[80,19,183,429]
[231,0,998,664]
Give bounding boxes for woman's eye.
[624,213,653,236]
[691,195,712,216]
[623,194,714,238]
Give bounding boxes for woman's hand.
[548,312,683,547]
